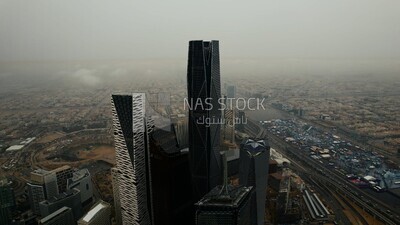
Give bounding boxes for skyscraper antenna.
[218,151,230,198]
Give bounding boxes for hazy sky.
[0,0,399,61]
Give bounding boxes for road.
[244,119,400,225]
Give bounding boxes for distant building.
[195,153,253,225]
[52,166,73,193]
[224,101,236,143]
[150,127,194,225]
[38,207,75,225]
[30,169,59,199]
[43,173,59,199]
[298,108,305,117]
[78,200,111,225]
[13,210,38,225]
[39,189,82,221]
[111,93,154,225]
[277,169,291,218]
[67,169,93,205]
[187,40,222,201]
[225,85,237,144]
[27,183,46,215]
[270,148,290,166]
[227,85,236,99]
[319,114,331,120]
[239,139,270,225]
[236,111,246,132]
[269,160,278,174]
[171,117,189,149]
[269,172,283,192]
[28,165,74,216]
[28,169,59,215]
[224,148,240,177]
[0,177,15,225]
[5,145,24,152]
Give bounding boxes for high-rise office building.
[224,101,235,143]
[171,116,189,148]
[78,200,111,225]
[27,183,46,215]
[67,169,93,205]
[43,173,59,199]
[30,169,59,199]
[225,85,236,143]
[28,167,68,215]
[39,189,82,221]
[111,93,154,225]
[195,153,253,225]
[239,139,270,225]
[0,177,15,225]
[149,126,194,225]
[236,111,246,133]
[38,207,75,225]
[227,85,236,99]
[187,40,222,200]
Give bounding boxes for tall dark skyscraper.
[195,153,253,225]
[149,125,194,225]
[239,139,270,225]
[187,40,222,200]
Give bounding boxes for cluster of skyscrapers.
[0,40,271,225]
[111,40,271,225]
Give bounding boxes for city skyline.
[0,32,399,225]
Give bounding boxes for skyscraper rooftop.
[239,138,270,225]
[196,185,252,208]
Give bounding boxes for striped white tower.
[111,93,154,225]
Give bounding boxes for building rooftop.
[270,172,283,180]
[31,169,50,175]
[269,160,278,165]
[6,145,24,151]
[51,165,71,173]
[82,201,108,222]
[196,185,252,208]
[0,177,8,186]
[69,169,90,183]
[44,189,79,204]
[224,148,239,162]
[241,138,270,154]
[39,206,71,224]
[151,126,186,155]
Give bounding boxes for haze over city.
[0,1,399,225]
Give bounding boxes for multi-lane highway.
[244,119,400,225]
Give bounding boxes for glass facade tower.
[187,40,222,201]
